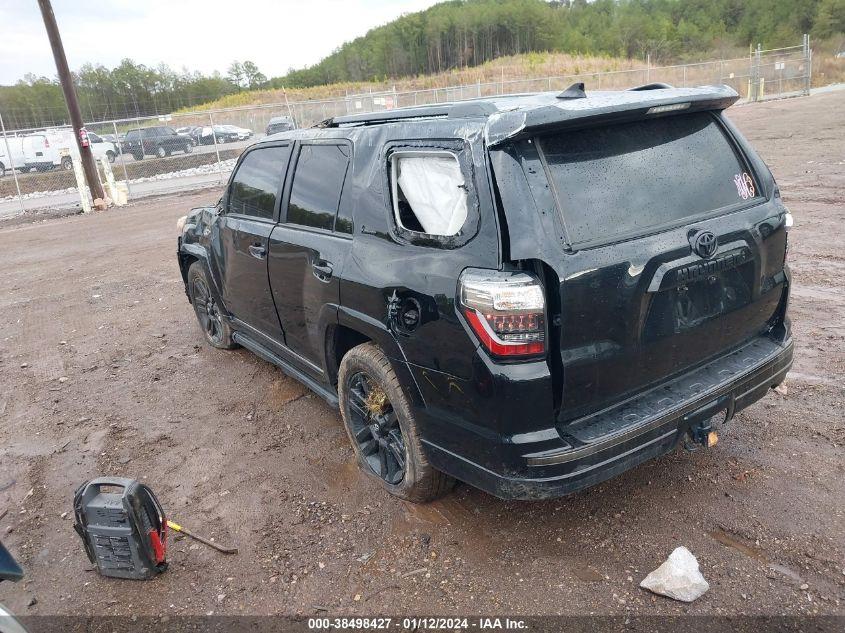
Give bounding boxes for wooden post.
[37,0,106,206]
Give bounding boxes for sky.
[0,0,443,85]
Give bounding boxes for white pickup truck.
[0,129,118,176]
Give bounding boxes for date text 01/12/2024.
[307,617,527,629]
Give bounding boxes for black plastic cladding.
[178,86,792,499]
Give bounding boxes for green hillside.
[276,0,844,88]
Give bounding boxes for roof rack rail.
[321,105,452,128]
[628,82,674,91]
[448,101,498,118]
[318,100,499,128]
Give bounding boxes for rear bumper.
[415,335,793,500]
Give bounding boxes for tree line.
[0,58,268,130]
[2,0,843,129]
[276,0,843,88]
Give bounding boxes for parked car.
[177,84,794,502]
[266,115,295,135]
[194,125,240,145]
[122,126,194,159]
[176,126,200,146]
[221,124,252,141]
[85,131,119,163]
[0,540,27,633]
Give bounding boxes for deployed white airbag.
[395,155,468,236]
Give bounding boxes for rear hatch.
[492,110,789,423]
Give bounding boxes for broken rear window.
[536,112,760,247]
[390,151,468,237]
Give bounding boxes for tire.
[338,343,455,502]
[184,143,193,154]
[61,157,73,171]
[0,162,5,178]
[187,261,236,349]
[156,145,167,159]
[107,151,116,163]
[132,152,144,161]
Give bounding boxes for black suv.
[123,126,194,160]
[266,116,296,135]
[177,85,793,502]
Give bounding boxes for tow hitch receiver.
[684,416,721,451]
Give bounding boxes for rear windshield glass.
[537,112,758,246]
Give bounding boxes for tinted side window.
[125,130,139,140]
[228,145,291,220]
[287,144,350,231]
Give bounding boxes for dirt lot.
[1,90,843,620]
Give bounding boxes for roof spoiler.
[485,85,739,147]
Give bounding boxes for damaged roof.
[321,84,740,147]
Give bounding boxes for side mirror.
[0,542,24,583]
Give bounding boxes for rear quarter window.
[537,112,760,247]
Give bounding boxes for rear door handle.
[312,261,333,281]
[248,243,266,260]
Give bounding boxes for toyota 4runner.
[177,83,793,502]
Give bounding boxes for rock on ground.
[640,546,709,603]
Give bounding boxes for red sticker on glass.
[734,172,755,200]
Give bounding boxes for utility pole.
[37,0,106,205]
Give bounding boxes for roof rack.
[628,82,674,91]
[319,100,499,128]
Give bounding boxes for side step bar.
[232,331,339,408]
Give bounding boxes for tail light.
[44,137,50,148]
[773,181,792,263]
[458,269,546,359]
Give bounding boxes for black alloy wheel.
[345,371,407,485]
[190,275,224,346]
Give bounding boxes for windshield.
[536,112,759,247]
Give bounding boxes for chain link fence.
[0,38,813,218]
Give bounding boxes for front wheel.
[107,151,116,163]
[338,343,455,502]
[187,262,236,349]
[156,146,167,159]
[184,143,193,154]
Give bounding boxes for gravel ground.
[0,90,843,621]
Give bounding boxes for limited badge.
[734,172,755,200]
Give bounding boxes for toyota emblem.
[692,230,718,259]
